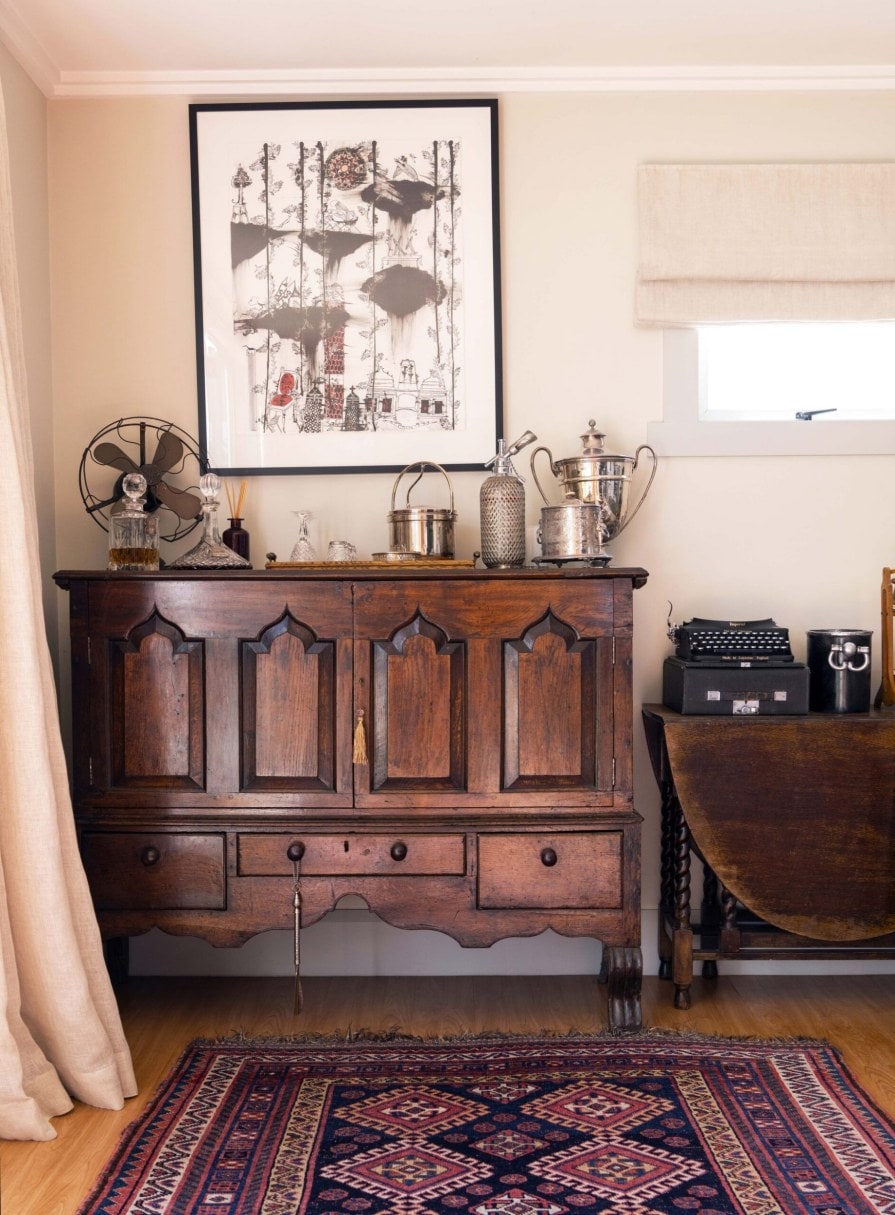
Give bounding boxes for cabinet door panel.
[370,613,465,792]
[109,612,205,790]
[242,613,337,792]
[83,578,354,805]
[353,578,619,805]
[503,611,611,792]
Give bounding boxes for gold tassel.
[292,859,303,1015]
[353,710,368,765]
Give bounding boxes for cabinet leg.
[603,945,642,1033]
[103,936,130,985]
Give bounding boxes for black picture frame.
[189,99,502,475]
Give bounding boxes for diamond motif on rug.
[469,1186,569,1214]
[525,1077,671,1133]
[475,1128,549,1159]
[322,1139,490,1205]
[531,1137,704,1202]
[469,1078,542,1104]
[343,1082,486,1135]
[76,1035,895,1215]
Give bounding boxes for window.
[649,326,895,457]
[637,163,895,453]
[700,323,895,422]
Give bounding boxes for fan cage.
[79,416,208,543]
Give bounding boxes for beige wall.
[0,45,54,661]
[45,89,895,976]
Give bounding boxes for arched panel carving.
[503,611,599,791]
[110,610,205,789]
[241,611,336,791]
[370,612,466,792]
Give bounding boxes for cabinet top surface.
[55,566,649,588]
[642,703,893,728]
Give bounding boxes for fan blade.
[154,480,202,519]
[93,442,138,473]
[149,430,185,476]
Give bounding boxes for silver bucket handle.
[614,444,658,537]
[390,460,455,513]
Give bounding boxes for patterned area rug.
[79,1034,895,1214]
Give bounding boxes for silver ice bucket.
[537,501,605,561]
[387,461,456,559]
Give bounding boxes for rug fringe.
[195,1026,837,1051]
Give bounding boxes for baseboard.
[128,908,895,977]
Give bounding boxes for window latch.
[795,408,837,420]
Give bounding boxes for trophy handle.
[529,446,558,506]
[614,444,658,537]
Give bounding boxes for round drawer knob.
[286,842,305,862]
[140,845,161,867]
[390,841,408,862]
[540,847,558,867]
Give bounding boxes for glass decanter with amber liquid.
[107,473,159,571]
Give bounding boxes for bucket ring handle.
[828,642,870,673]
[390,460,455,513]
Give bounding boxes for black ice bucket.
[806,629,872,713]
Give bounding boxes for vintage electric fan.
[78,416,207,543]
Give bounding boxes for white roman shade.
[636,163,895,326]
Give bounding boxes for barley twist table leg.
[673,801,693,1010]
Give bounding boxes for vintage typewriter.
[672,617,795,665]
[663,613,808,715]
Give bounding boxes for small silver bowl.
[372,550,423,563]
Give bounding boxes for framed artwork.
[189,99,502,475]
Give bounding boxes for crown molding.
[0,3,59,96]
[45,63,895,99]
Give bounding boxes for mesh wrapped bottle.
[479,430,537,568]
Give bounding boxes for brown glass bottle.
[222,517,250,562]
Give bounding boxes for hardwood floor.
[1,973,893,1214]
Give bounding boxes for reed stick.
[225,479,248,520]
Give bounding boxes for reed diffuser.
[223,479,250,562]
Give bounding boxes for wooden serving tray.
[265,558,476,569]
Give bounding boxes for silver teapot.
[530,420,657,543]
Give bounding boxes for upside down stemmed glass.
[290,511,316,562]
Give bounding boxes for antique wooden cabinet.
[55,567,647,1030]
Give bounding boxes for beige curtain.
[636,162,895,325]
[0,85,136,1139]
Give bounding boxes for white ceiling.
[3,0,895,98]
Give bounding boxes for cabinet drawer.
[81,832,226,910]
[238,833,466,876]
[477,833,622,909]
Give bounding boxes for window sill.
[647,417,895,457]
[655,329,895,456]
